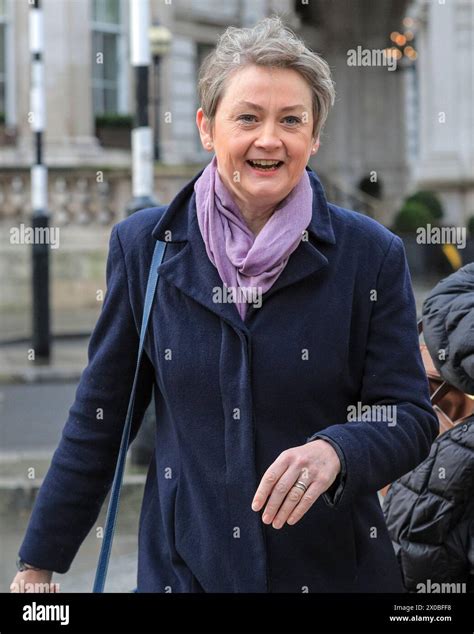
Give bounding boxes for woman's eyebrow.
[234,100,306,113]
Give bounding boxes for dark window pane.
[104,87,118,113]
[0,24,5,113]
[93,0,120,25]
[104,0,120,24]
[0,25,4,74]
[103,33,118,81]
[92,0,101,22]
[93,83,103,115]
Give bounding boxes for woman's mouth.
[246,159,284,172]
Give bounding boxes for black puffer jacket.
[383,418,474,592]
[383,264,474,592]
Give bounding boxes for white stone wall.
[410,0,474,223]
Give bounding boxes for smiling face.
[196,64,319,219]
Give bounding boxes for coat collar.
[151,164,336,333]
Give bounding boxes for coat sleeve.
[305,235,439,509]
[18,223,155,573]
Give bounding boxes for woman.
[12,16,438,593]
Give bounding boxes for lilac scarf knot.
[194,156,313,320]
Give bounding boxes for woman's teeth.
[247,160,283,170]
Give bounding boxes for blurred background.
[0,0,473,591]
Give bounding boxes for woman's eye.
[237,114,257,123]
[283,116,301,125]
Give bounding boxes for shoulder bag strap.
[93,239,167,592]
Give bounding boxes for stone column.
[413,0,474,223]
[44,0,101,163]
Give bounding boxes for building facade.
[0,0,298,225]
[408,0,474,225]
[0,0,472,341]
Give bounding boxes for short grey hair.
[198,16,336,140]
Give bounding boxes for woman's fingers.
[286,481,323,525]
[260,465,305,525]
[270,481,306,528]
[251,452,291,512]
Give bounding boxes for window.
[91,0,127,115]
[0,0,7,119]
[0,0,15,128]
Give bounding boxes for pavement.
[0,336,90,384]
[0,275,442,592]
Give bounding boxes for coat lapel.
[151,166,336,330]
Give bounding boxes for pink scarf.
[194,156,313,320]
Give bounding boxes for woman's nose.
[254,122,283,150]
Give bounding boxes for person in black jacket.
[383,263,474,593]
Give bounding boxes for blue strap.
[93,240,167,593]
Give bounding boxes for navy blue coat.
[19,166,439,593]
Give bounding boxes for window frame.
[91,0,128,116]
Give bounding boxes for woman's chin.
[242,174,288,196]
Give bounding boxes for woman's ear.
[196,108,213,151]
[311,137,320,155]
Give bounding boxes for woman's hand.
[251,439,341,528]
[10,569,59,593]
